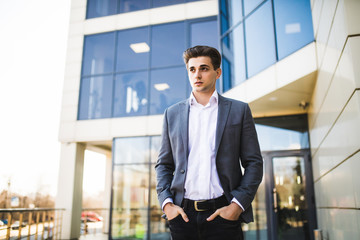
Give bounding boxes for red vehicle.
[81,211,103,222]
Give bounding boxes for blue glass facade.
[220,0,314,89]
[78,17,218,120]
[86,0,203,19]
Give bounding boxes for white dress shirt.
[185,91,223,199]
[162,91,243,210]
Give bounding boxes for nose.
[194,69,201,79]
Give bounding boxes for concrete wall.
[309,0,360,239]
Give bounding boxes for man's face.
[187,56,221,94]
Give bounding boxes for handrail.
[0,208,65,212]
[0,208,65,240]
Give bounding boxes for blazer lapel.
[179,99,190,159]
[215,95,231,156]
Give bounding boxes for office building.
[56,0,360,239]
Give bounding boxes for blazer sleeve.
[231,104,263,211]
[155,108,175,207]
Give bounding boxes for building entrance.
[263,150,316,240]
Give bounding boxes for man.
[155,46,263,240]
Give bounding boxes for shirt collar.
[190,90,218,107]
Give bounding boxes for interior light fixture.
[285,23,301,34]
[130,42,150,53]
[154,83,170,91]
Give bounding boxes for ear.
[216,68,222,79]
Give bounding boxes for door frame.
[262,149,317,240]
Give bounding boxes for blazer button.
[180,169,185,174]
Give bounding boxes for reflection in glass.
[116,27,150,72]
[255,115,309,151]
[120,0,149,13]
[151,22,185,68]
[150,67,187,115]
[191,20,219,48]
[113,71,149,117]
[113,137,150,164]
[222,57,231,92]
[243,162,268,240]
[111,164,149,239]
[78,75,113,120]
[150,165,171,239]
[150,136,162,163]
[222,23,246,91]
[243,0,264,16]
[86,0,117,19]
[82,32,115,76]
[152,0,184,8]
[272,157,308,240]
[245,0,276,77]
[273,0,314,60]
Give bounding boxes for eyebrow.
[189,64,211,69]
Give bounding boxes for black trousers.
[168,208,244,240]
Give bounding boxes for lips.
[194,81,203,86]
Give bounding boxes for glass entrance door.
[264,150,316,240]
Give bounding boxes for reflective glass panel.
[151,22,185,68]
[191,20,219,48]
[273,0,314,60]
[150,136,161,163]
[116,27,150,72]
[244,163,268,240]
[113,71,149,117]
[82,32,115,76]
[272,156,308,240]
[222,57,231,92]
[243,0,264,16]
[152,0,184,8]
[111,164,149,239]
[254,115,309,151]
[113,137,150,164]
[150,164,171,239]
[222,23,245,91]
[150,67,187,115]
[245,0,276,77]
[78,75,113,120]
[86,0,118,19]
[120,0,149,13]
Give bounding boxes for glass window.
[191,20,219,48]
[151,22,185,68]
[113,137,150,164]
[254,114,309,151]
[111,164,149,239]
[273,0,314,60]
[222,23,246,91]
[113,71,149,117]
[245,0,276,77]
[116,27,150,72]
[86,0,118,19]
[82,32,115,76]
[78,75,113,120]
[222,57,232,92]
[120,0,149,13]
[152,0,185,8]
[150,136,161,163]
[243,0,264,16]
[150,67,187,115]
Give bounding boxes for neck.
[192,90,215,106]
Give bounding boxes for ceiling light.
[154,83,170,91]
[130,42,150,53]
[269,97,277,101]
[285,23,301,34]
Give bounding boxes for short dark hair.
[183,45,221,70]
